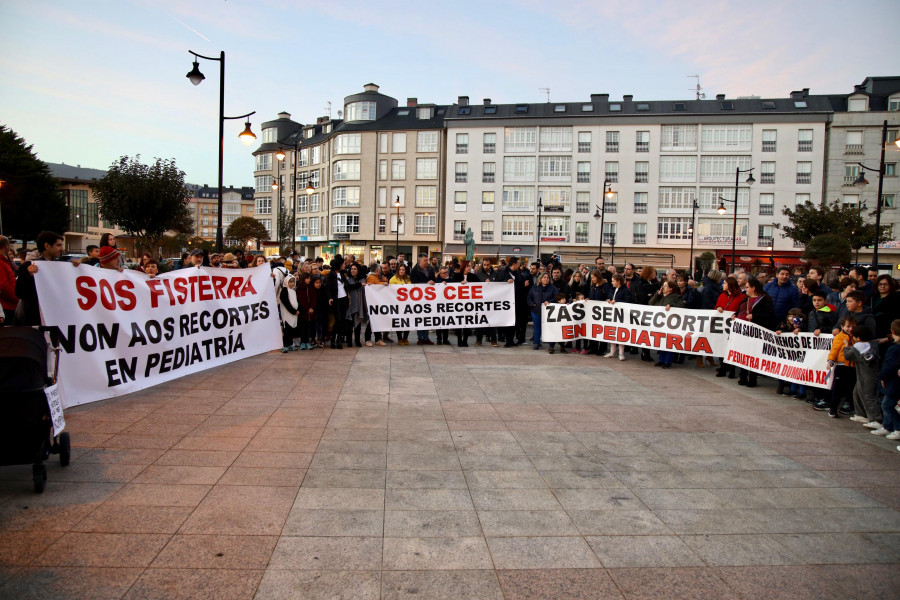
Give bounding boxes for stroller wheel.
[59,433,71,467]
[33,464,46,493]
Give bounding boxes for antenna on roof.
[539,87,550,103]
[324,101,332,118]
[688,75,705,100]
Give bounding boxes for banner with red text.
[724,320,834,389]
[365,282,515,332]
[35,263,282,407]
[540,301,733,356]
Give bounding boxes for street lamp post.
[592,179,614,262]
[536,194,543,265]
[186,50,256,253]
[394,196,402,260]
[274,155,285,252]
[688,198,698,276]
[716,167,755,273]
[852,119,897,271]
[609,232,616,266]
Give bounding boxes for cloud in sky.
[2,0,898,185]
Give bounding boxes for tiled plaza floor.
[1,342,899,599]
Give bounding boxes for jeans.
[657,350,674,365]
[531,311,542,345]
[416,328,431,342]
[882,395,899,432]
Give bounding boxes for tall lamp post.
[592,179,615,261]
[273,156,284,252]
[688,198,698,276]
[852,119,900,271]
[186,50,257,252]
[394,196,402,260]
[609,232,616,266]
[536,194,543,265]
[716,167,755,273]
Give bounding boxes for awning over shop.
[500,245,534,257]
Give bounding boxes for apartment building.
[252,85,447,262]
[443,92,831,271]
[824,76,900,271]
[188,185,255,243]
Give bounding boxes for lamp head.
[394,196,401,208]
[717,202,727,215]
[605,188,614,200]
[186,61,205,86]
[593,207,601,220]
[271,180,278,190]
[853,172,868,188]
[275,148,286,161]
[305,181,314,195]
[745,172,756,185]
[238,121,257,146]
[687,226,694,234]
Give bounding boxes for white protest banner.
[44,384,65,436]
[540,301,733,357]
[35,263,282,407]
[724,320,834,389]
[365,282,515,332]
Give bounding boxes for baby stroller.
[0,327,70,492]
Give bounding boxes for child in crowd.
[826,315,858,418]
[144,259,159,278]
[573,291,587,355]
[843,324,882,429]
[779,308,808,400]
[312,277,328,348]
[873,319,900,441]
[549,293,572,355]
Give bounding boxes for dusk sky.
[2,0,898,187]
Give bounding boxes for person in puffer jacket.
[528,272,558,350]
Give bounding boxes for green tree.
[225,216,270,247]
[779,199,890,251]
[0,125,68,244]
[93,155,192,251]
[276,206,295,255]
[187,236,215,253]
[803,233,852,266]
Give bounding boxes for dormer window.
[344,100,377,121]
[458,106,471,115]
[554,105,566,112]
[417,106,434,119]
[890,97,900,112]
[848,97,867,111]
[609,103,622,111]
[636,103,650,111]
[484,106,497,115]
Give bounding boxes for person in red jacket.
[0,236,17,325]
[714,276,747,378]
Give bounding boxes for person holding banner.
[635,266,661,362]
[325,257,350,349]
[410,254,436,346]
[735,279,776,387]
[715,277,747,379]
[528,272,558,351]
[345,264,368,348]
[649,281,684,369]
[389,264,412,345]
[278,274,300,353]
[603,273,633,360]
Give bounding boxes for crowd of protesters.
[3,231,899,450]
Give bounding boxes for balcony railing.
[793,239,805,248]
[483,143,496,153]
[636,142,649,152]
[602,233,616,245]
[456,144,468,154]
[453,233,465,241]
[576,202,589,214]
[455,174,467,183]
[635,173,648,183]
[796,174,811,184]
[578,142,591,153]
[634,203,648,214]
[761,174,775,184]
[603,202,617,213]
[798,141,813,152]
[605,173,618,183]
[482,174,495,183]
[844,144,863,155]
[575,233,589,243]
[633,233,646,244]
[759,237,774,248]
[762,141,776,152]
[577,173,590,183]
[759,205,774,215]
[481,231,494,241]
[843,175,860,184]
[606,142,619,152]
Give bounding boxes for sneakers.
[580,349,589,355]
[863,421,882,429]
[491,341,499,347]
[375,340,386,346]
[871,428,890,436]
[280,347,290,353]
[474,341,482,347]
[838,404,854,415]
[849,415,870,423]
[619,354,626,361]
[886,431,900,440]
[603,352,615,358]
[549,348,555,354]
[364,341,373,347]
[811,400,830,411]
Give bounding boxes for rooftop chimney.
[716,94,726,101]
[458,96,469,107]
[278,111,291,119]
[802,88,809,97]
[483,98,491,105]
[623,95,633,102]
[407,97,417,107]
[363,83,379,92]
[590,93,609,102]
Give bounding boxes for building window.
[309,193,320,212]
[701,155,752,183]
[299,148,309,166]
[633,223,647,244]
[392,160,406,180]
[883,194,895,208]
[334,133,361,154]
[576,192,590,214]
[575,221,589,243]
[842,194,860,208]
[455,162,468,183]
[658,187,695,212]
[379,160,388,180]
[262,128,277,143]
[634,192,648,214]
[502,186,535,211]
[453,220,467,241]
[886,163,897,177]
[454,191,467,210]
[379,133,388,153]
[255,154,272,171]
[538,187,571,210]
[606,131,619,152]
[332,213,359,233]
[297,218,308,236]
[378,214,386,234]
[539,156,572,181]
[577,162,591,183]
[760,161,776,184]
[846,130,863,154]
[758,225,774,248]
[416,158,438,180]
[762,130,776,152]
[660,125,698,151]
[796,162,812,184]
[503,156,536,182]
[482,162,496,183]
[798,129,813,152]
[635,162,649,183]
[483,132,496,153]
[602,222,616,245]
[659,156,697,182]
[604,161,618,183]
[256,197,272,215]
[297,195,308,213]
[416,186,437,207]
[392,132,407,153]
[844,163,861,184]
[889,97,900,112]
[848,98,867,112]
[504,127,537,152]
[332,187,360,208]
[417,131,438,152]
[334,160,361,181]
[482,191,495,211]
[759,193,774,215]
[255,175,272,193]
[415,213,436,235]
[700,124,752,151]
[698,187,749,214]
[311,146,321,165]
[259,219,271,233]
[481,220,494,241]
[602,192,617,213]
[541,216,570,241]
[539,127,573,152]
[697,218,749,244]
[578,132,591,153]
[635,131,649,152]
[456,133,469,154]
[309,217,319,236]
[658,217,693,240]
[344,101,376,121]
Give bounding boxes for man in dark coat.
[410,254,435,345]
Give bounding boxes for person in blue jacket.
[875,320,900,442]
[527,272,558,350]
[763,267,800,327]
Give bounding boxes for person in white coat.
[279,275,299,352]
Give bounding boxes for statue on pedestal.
[464,227,475,262]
